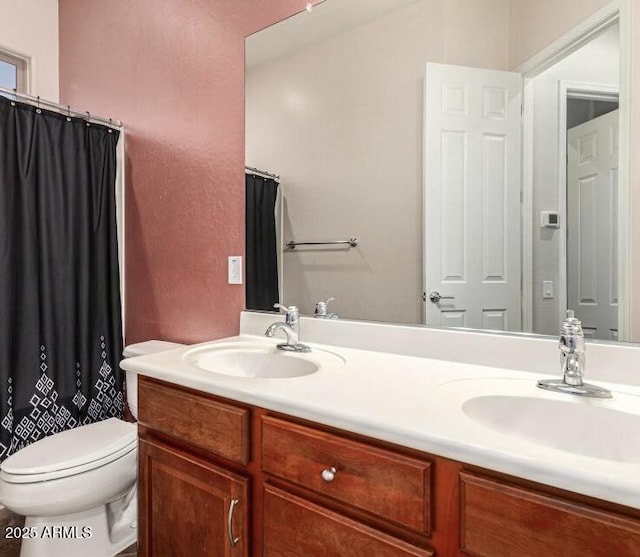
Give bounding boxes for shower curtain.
[245,173,280,311]
[0,96,124,461]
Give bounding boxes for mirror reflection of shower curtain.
[245,173,280,311]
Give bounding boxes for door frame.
[519,0,631,339]
[558,82,619,332]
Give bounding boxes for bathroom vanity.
[123,313,640,556]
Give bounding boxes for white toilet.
[0,340,182,557]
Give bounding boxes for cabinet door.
[139,437,249,557]
[263,484,433,557]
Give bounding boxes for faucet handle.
[560,309,584,352]
[273,303,299,325]
[561,309,583,337]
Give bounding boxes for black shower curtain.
[245,173,279,311]
[0,96,124,461]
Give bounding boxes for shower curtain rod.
[0,86,123,130]
[245,165,280,181]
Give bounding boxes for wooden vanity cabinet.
[137,377,640,557]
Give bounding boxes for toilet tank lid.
[123,340,184,358]
[1,418,136,477]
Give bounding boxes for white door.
[567,109,619,340]
[424,63,522,331]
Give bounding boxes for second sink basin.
[183,341,343,379]
[462,393,640,462]
[433,377,640,463]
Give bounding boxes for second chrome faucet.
[537,310,611,398]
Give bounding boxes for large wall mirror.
[245,0,632,342]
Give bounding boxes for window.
[0,50,27,94]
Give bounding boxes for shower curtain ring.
[67,105,71,121]
[36,96,41,114]
[86,111,91,126]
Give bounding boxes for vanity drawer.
[138,377,250,464]
[261,416,432,534]
[461,472,640,556]
[263,483,433,556]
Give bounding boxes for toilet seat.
[0,418,136,484]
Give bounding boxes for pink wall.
[58,0,320,344]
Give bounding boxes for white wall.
[246,0,509,323]
[0,0,59,101]
[530,25,619,335]
[626,0,640,342]
[509,0,614,69]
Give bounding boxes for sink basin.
[183,342,342,379]
[463,394,640,462]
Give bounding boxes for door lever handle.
[429,291,454,303]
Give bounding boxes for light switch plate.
[543,280,554,299]
[228,256,242,284]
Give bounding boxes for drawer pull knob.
[321,466,337,482]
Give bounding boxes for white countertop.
[121,332,640,511]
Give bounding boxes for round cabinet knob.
[321,466,337,482]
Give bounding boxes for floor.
[0,508,137,556]
[0,509,21,557]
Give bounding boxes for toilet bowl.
[0,340,183,557]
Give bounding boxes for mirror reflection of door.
[566,100,619,341]
[423,62,522,331]
[423,24,619,335]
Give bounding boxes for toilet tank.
[122,341,184,419]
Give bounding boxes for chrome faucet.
[537,310,611,398]
[558,310,585,386]
[265,304,311,353]
[314,297,339,319]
